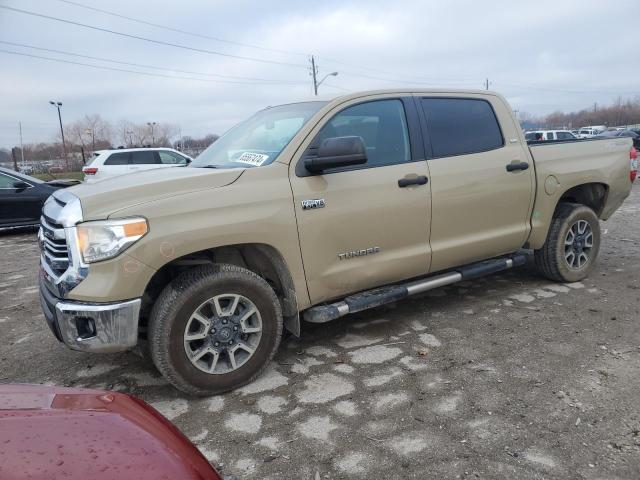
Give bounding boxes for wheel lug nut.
[222,319,227,324]
[228,341,233,345]
[233,326,238,331]
[214,342,219,347]
[212,328,216,333]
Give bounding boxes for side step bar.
[303,251,530,324]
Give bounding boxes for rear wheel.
[534,203,601,283]
[149,264,283,396]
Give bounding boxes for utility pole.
[18,121,25,165]
[49,101,68,171]
[484,78,490,90]
[11,147,18,172]
[309,55,338,96]
[310,55,318,96]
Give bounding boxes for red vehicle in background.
[0,384,222,480]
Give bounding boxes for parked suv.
[82,148,192,183]
[38,89,635,395]
[524,130,576,141]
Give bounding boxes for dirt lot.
[1,188,639,480]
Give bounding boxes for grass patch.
[34,171,85,181]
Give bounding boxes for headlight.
[76,217,148,263]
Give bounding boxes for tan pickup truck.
[38,89,637,395]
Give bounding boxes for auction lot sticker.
[236,152,270,166]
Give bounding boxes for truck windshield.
[192,101,327,169]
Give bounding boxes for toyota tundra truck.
[38,89,637,395]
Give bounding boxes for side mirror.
[13,181,30,191]
[304,136,367,173]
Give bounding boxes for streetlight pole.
[126,130,134,147]
[49,101,68,170]
[315,71,338,95]
[85,128,95,152]
[147,122,157,146]
[309,55,338,96]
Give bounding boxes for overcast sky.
[0,0,638,148]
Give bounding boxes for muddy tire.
[149,264,282,396]
[534,203,601,283]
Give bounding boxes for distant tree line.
[519,96,640,130]
[2,113,219,167]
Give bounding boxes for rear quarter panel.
[527,137,633,248]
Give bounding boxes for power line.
[19,2,478,87]
[0,49,307,85]
[53,0,478,86]
[52,0,310,58]
[0,40,305,84]
[0,5,308,68]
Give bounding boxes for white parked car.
[577,126,606,138]
[524,130,577,141]
[82,148,192,183]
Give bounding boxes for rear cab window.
[420,98,504,157]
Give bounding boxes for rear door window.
[131,151,160,165]
[104,152,130,165]
[420,98,503,157]
[546,132,555,140]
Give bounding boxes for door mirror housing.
[304,136,367,173]
[12,181,30,191]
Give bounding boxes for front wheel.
[149,264,283,396]
[534,203,601,283]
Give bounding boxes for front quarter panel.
[110,163,312,309]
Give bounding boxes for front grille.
[40,215,70,277]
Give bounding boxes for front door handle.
[506,161,529,172]
[398,175,428,188]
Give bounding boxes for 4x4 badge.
[301,199,326,210]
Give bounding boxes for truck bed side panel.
[527,138,632,249]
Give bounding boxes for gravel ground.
[1,187,639,480]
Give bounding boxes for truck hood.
[69,166,244,220]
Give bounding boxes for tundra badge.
[338,247,380,260]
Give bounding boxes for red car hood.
[0,384,220,480]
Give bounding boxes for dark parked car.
[0,167,80,229]
[595,129,640,150]
[0,384,222,480]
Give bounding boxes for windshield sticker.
[236,152,270,166]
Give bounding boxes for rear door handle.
[398,175,428,187]
[506,162,529,172]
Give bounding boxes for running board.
[303,251,530,324]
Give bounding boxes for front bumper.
[40,279,141,353]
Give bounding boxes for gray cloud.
[0,0,638,147]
